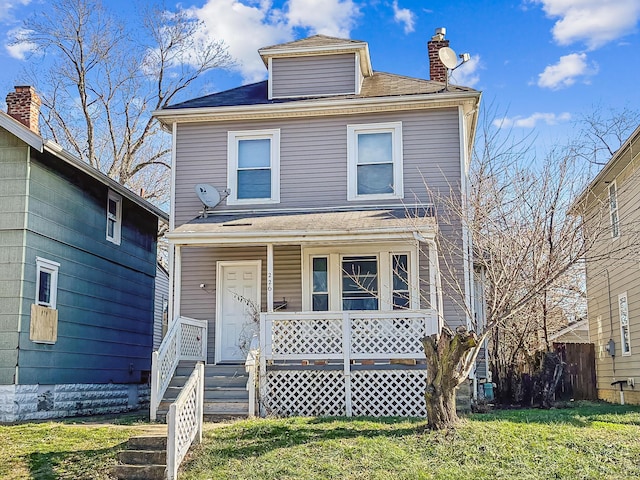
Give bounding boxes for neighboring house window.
[342,255,379,310]
[106,190,122,244]
[312,257,329,311]
[227,129,280,204]
[609,182,619,238]
[619,292,631,355]
[347,122,403,201]
[36,257,60,309]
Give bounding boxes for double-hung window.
[36,257,59,309]
[304,247,417,311]
[106,190,122,245]
[347,122,403,201]
[609,182,619,238]
[228,129,280,204]
[619,292,631,355]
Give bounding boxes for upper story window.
[227,129,280,205]
[106,190,122,245]
[609,182,619,238]
[36,257,60,309]
[347,122,403,201]
[619,292,631,356]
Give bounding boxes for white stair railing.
[150,316,207,421]
[245,335,260,417]
[166,362,204,480]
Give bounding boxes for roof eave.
[0,110,44,152]
[43,140,168,222]
[571,123,640,211]
[152,90,482,125]
[166,226,436,246]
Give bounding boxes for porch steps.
[112,435,167,480]
[156,361,250,422]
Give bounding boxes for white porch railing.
[258,310,438,417]
[166,362,204,480]
[150,316,207,421]
[245,335,260,417]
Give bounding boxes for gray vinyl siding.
[0,128,29,384]
[16,154,158,385]
[584,142,640,394]
[271,54,356,98]
[174,108,461,227]
[154,265,170,350]
[179,245,302,363]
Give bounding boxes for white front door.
[216,261,261,363]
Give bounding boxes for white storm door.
[216,261,261,363]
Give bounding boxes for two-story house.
[574,124,640,405]
[151,32,481,420]
[0,86,168,422]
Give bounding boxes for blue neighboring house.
[0,86,168,422]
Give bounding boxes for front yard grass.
[1,403,639,479]
[182,402,640,480]
[0,413,150,479]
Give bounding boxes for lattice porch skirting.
[261,366,427,417]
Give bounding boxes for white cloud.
[450,54,481,87]
[187,0,360,83]
[0,0,31,22]
[287,0,359,37]
[5,27,36,60]
[493,112,572,129]
[392,1,415,34]
[532,0,640,49]
[537,52,597,90]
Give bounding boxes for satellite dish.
[438,47,458,69]
[195,184,221,209]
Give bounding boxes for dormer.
[259,35,373,100]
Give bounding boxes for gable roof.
[164,72,474,111]
[259,34,366,52]
[258,34,372,75]
[0,110,168,222]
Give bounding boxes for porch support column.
[173,245,182,321]
[426,239,444,330]
[266,243,274,312]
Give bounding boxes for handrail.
[150,316,207,421]
[245,335,260,417]
[166,362,204,480]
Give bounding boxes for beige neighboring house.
[574,125,640,405]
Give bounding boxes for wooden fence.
[553,342,597,401]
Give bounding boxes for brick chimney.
[428,27,450,82]
[6,86,41,134]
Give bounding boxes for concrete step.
[111,464,166,480]
[112,435,167,480]
[128,435,167,450]
[119,449,166,465]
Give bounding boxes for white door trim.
[215,260,262,364]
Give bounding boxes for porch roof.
[167,207,437,245]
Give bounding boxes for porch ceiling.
[167,207,436,245]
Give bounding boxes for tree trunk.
[422,326,477,430]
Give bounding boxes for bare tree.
[418,108,615,429]
[13,0,233,202]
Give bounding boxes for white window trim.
[227,129,281,205]
[609,181,620,239]
[106,190,122,245]
[302,244,418,311]
[36,257,60,309]
[347,121,404,201]
[618,291,631,356]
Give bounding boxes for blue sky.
[1,0,639,151]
